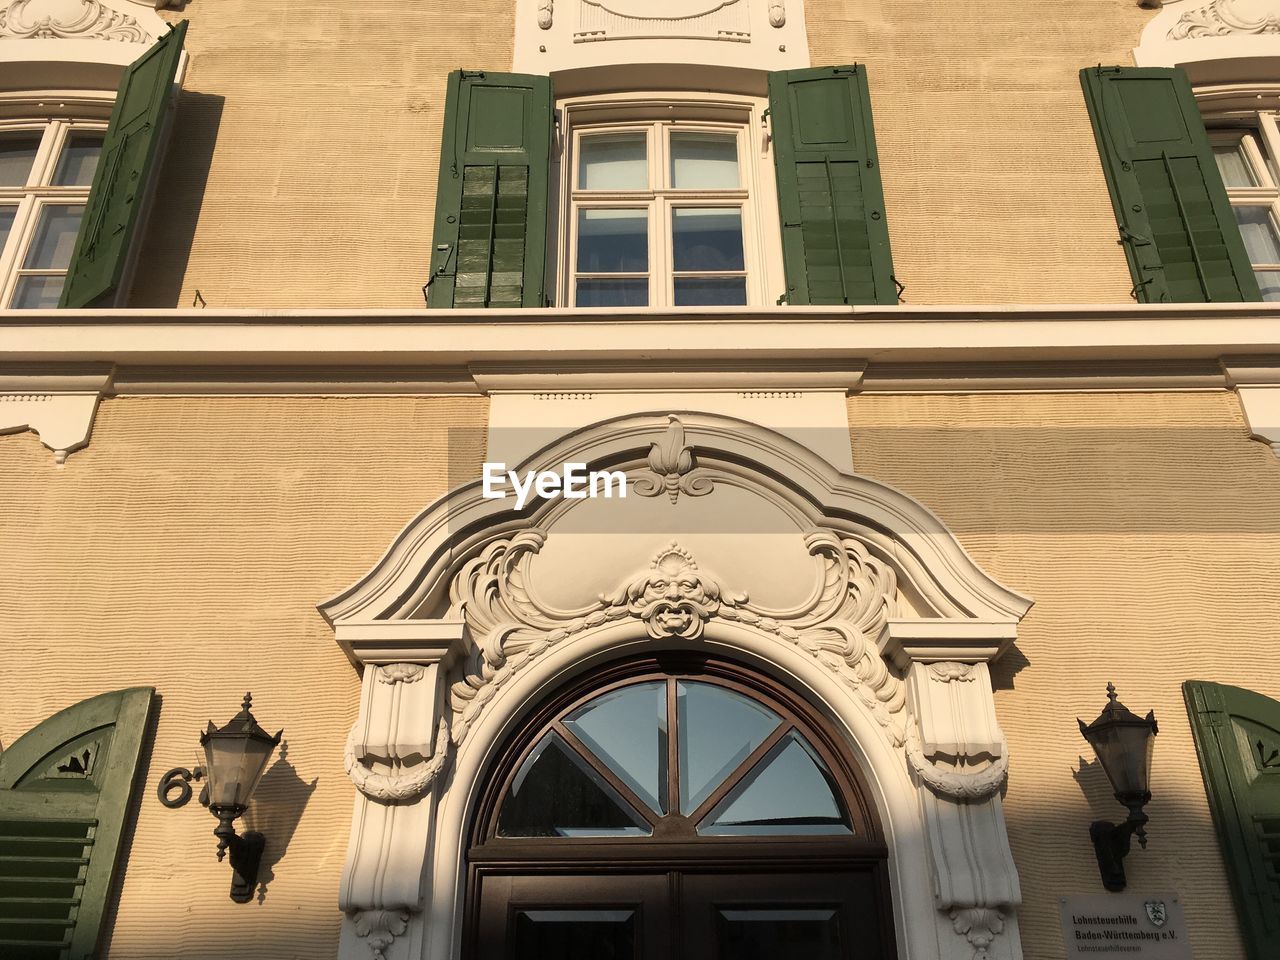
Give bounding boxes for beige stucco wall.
[125,0,1157,307]
[0,395,488,960]
[848,389,1280,960]
[806,0,1149,304]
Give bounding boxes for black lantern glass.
[1077,682,1158,891]
[197,693,282,902]
[200,692,282,813]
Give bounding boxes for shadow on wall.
[128,90,226,308]
[244,740,319,904]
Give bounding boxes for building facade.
[2,0,1280,958]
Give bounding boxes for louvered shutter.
[59,22,187,309]
[0,688,154,959]
[1080,66,1260,303]
[1184,681,1280,960]
[426,70,552,309]
[767,65,897,306]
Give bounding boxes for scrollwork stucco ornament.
[344,718,451,802]
[1169,0,1280,38]
[537,0,552,28]
[350,908,409,960]
[446,527,906,746]
[0,0,151,41]
[632,415,715,504]
[949,907,1007,960]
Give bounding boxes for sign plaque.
[1059,894,1191,959]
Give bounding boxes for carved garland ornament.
[0,0,151,41]
[905,727,1009,801]
[447,528,906,745]
[950,907,1008,960]
[1169,0,1280,39]
[344,718,451,802]
[350,908,408,960]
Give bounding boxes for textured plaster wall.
[848,390,1280,960]
[0,395,488,960]
[128,0,517,309]
[125,0,1155,306]
[805,0,1150,303]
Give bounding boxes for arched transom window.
[468,657,895,960]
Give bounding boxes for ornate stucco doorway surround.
[320,412,1033,960]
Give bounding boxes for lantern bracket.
[1088,811,1147,892]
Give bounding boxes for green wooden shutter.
[1184,680,1280,960]
[1080,66,1260,303]
[426,70,552,309]
[767,65,897,306]
[0,688,154,959]
[58,22,187,309]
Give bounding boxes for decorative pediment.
[1134,0,1280,73]
[1170,0,1280,39]
[0,0,156,42]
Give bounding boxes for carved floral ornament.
[1169,0,1280,39]
[0,0,153,42]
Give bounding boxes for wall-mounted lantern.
[1077,682,1158,891]
[157,693,282,903]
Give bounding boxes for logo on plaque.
[1144,901,1168,928]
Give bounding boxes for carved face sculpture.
[625,547,723,639]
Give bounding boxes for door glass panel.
[700,731,851,835]
[1234,206,1280,264]
[671,133,739,189]
[22,205,85,269]
[0,134,40,187]
[674,277,747,306]
[515,909,636,959]
[498,733,651,838]
[579,134,647,190]
[577,208,648,272]
[53,133,105,187]
[1214,142,1257,188]
[564,681,668,815]
[678,681,781,815]
[716,908,842,960]
[672,208,744,272]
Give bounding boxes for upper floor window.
[0,121,105,308]
[1211,116,1280,301]
[566,110,762,307]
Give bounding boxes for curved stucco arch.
[324,410,1031,960]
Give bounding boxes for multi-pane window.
[567,118,757,308]
[0,121,104,309]
[1210,116,1280,301]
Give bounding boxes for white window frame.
[0,116,108,309]
[553,92,784,309]
[1206,108,1280,299]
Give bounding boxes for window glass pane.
[671,132,739,189]
[0,206,15,253]
[565,682,668,815]
[578,134,647,190]
[53,133,105,187]
[12,275,66,309]
[1233,206,1280,264]
[577,208,648,273]
[516,910,636,959]
[1256,270,1280,301]
[700,731,852,835]
[498,733,651,838]
[1214,142,1257,188]
[672,208,744,272]
[677,681,781,815]
[0,134,41,187]
[674,278,747,306]
[576,279,648,307]
[716,908,842,960]
[22,205,85,270]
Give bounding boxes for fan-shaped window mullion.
[687,721,793,825]
[553,720,660,830]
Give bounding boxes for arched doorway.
[465,654,897,960]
